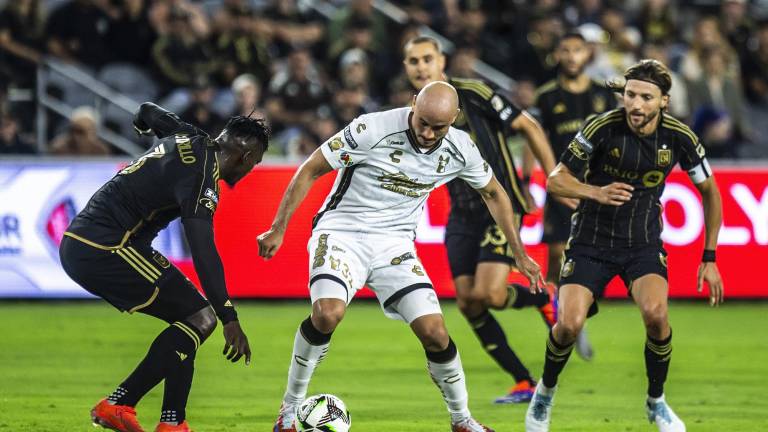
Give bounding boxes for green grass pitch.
[0,300,766,431]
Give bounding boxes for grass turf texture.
[0,300,766,431]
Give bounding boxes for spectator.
[741,21,768,106]
[720,0,754,58]
[385,74,415,109]
[327,0,388,55]
[181,78,226,136]
[636,0,678,44]
[106,0,156,66]
[600,7,640,75]
[509,13,562,84]
[232,73,267,119]
[581,23,618,83]
[447,45,479,78]
[212,3,271,86]
[680,16,739,82]
[0,0,45,87]
[0,111,35,154]
[151,6,214,94]
[265,47,330,138]
[49,107,110,155]
[687,46,749,158]
[261,0,325,58]
[45,0,113,68]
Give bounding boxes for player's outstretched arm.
[511,111,556,176]
[183,218,251,364]
[257,148,334,259]
[695,176,724,306]
[478,176,545,292]
[133,102,185,139]
[548,162,634,206]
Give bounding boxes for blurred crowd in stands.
[1,0,767,159]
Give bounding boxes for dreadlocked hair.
[223,116,271,151]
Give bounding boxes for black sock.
[542,330,574,388]
[161,349,196,424]
[468,311,534,384]
[110,321,202,408]
[645,330,673,398]
[505,284,549,309]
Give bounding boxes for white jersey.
[315,107,493,237]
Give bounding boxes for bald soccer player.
[259,82,545,432]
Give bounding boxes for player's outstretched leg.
[274,299,343,432]
[93,308,215,432]
[410,314,494,431]
[526,284,591,432]
[634,274,684,432]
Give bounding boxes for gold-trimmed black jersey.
[532,79,617,162]
[562,108,710,248]
[448,77,527,215]
[66,110,221,250]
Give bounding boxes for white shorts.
[307,230,442,323]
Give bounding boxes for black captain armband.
[702,250,716,263]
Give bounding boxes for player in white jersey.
[258,82,544,432]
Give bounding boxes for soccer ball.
[295,394,352,432]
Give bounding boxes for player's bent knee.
[412,316,449,351]
[640,302,668,330]
[186,306,217,341]
[558,315,585,340]
[312,299,346,333]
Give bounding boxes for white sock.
[283,325,330,407]
[538,381,556,396]
[648,394,665,404]
[428,352,471,423]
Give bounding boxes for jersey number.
[120,144,166,175]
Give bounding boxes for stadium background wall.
[0,160,766,299]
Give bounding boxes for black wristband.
[702,249,716,263]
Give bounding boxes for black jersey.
[562,108,711,248]
[532,79,617,161]
[66,106,221,249]
[447,77,528,216]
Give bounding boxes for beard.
[560,62,586,79]
[629,108,660,131]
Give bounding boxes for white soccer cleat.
[575,328,594,361]
[451,417,494,432]
[525,382,556,432]
[646,396,686,432]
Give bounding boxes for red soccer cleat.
[154,421,192,432]
[91,399,145,432]
[538,283,558,328]
[493,380,536,404]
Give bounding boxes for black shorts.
[560,243,668,314]
[59,236,209,323]
[444,212,521,278]
[542,196,573,244]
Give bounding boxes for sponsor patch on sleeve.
[204,188,218,204]
[343,126,358,149]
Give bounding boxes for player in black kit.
[403,36,559,404]
[531,30,617,360]
[59,102,269,432]
[525,60,725,432]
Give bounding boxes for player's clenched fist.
[257,228,284,259]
